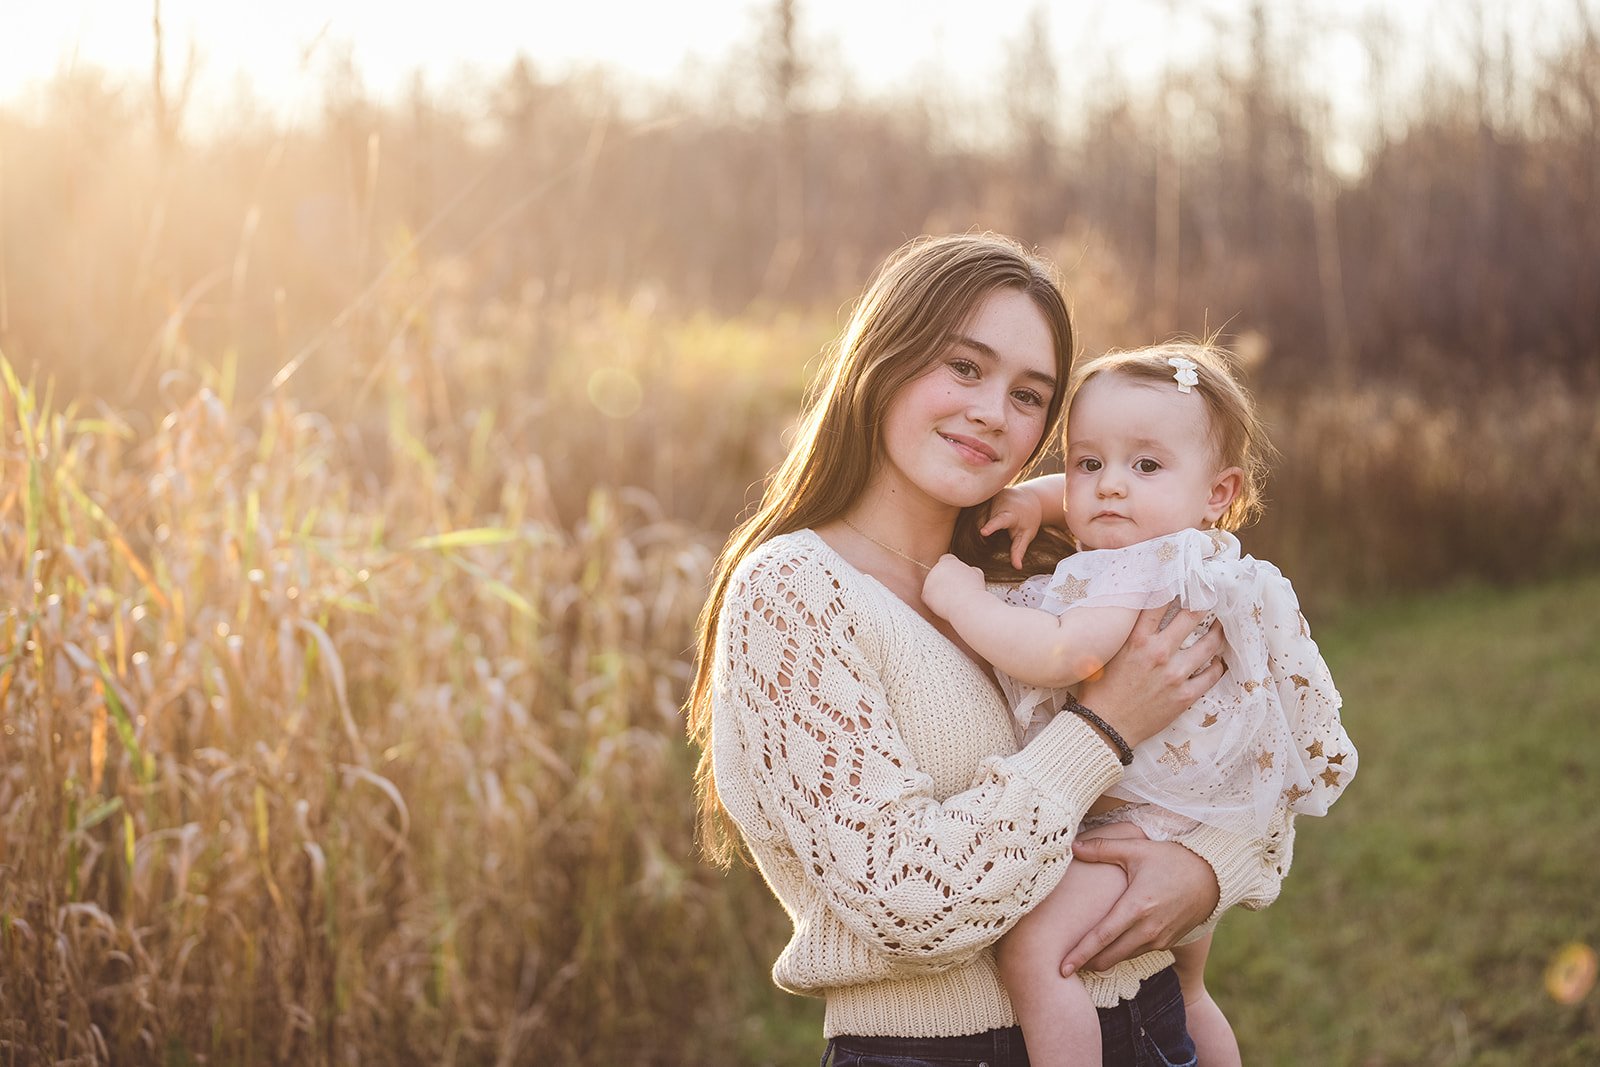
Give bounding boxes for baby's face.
[1063,372,1231,550]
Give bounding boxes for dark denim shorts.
[820,965,1195,1067]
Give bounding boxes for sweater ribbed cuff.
[1004,711,1123,821]
[1173,821,1264,929]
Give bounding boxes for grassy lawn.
[1215,572,1600,1064]
[739,573,1600,1064]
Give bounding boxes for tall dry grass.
[0,331,802,1063]
[1255,374,1600,609]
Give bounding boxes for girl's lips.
[938,432,999,464]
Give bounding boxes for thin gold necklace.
[842,519,935,572]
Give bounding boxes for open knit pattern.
[710,530,1296,1038]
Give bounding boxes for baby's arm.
[924,555,1137,689]
[983,475,1068,568]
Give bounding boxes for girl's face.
[1064,372,1241,550]
[872,287,1059,515]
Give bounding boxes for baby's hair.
[1065,341,1276,530]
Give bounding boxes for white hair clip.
[1168,356,1199,393]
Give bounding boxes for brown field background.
[2,1,1598,1063]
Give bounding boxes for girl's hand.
[923,554,986,619]
[1075,602,1225,749]
[981,487,1046,569]
[1059,836,1219,976]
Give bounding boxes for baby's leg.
[996,823,1140,1067]
[1172,932,1241,1067]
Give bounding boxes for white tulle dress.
[1000,528,1357,839]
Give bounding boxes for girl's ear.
[1204,467,1245,526]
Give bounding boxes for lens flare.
[1544,942,1598,1005]
[587,367,643,419]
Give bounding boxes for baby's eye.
[1076,457,1102,472]
[1134,458,1162,474]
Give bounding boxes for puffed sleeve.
[1176,810,1297,928]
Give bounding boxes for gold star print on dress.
[1051,573,1090,603]
[1158,740,1197,770]
[995,527,1358,839]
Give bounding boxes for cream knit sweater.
[711,530,1295,1039]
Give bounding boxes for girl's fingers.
[1060,896,1147,976]
[1181,655,1228,703]
[1187,619,1225,657]
[1059,837,1135,975]
[1080,919,1161,975]
[1131,601,1175,638]
[1062,836,1213,973]
[1159,604,1211,635]
[1178,623,1226,674]
[1060,913,1117,977]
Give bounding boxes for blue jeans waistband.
[821,964,1192,1067]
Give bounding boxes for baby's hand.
[923,554,986,619]
[982,486,1045,568]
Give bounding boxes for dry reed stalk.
[0,347,786,1065]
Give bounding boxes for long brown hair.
[685,233,1076,866]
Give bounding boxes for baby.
[923,343,1357,1066]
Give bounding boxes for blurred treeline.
[3,3,1598,602]
[5,0,1599,403]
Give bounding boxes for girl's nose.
[968,384,1008,428]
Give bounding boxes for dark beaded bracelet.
[1062,693,1135,765]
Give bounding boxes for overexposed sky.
[0,0,1568,137]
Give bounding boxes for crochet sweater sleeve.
[713,542,1122,977]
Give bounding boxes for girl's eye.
[1135,458,1162,474]
[949,358,980,379]
[1011,388,1045,408]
